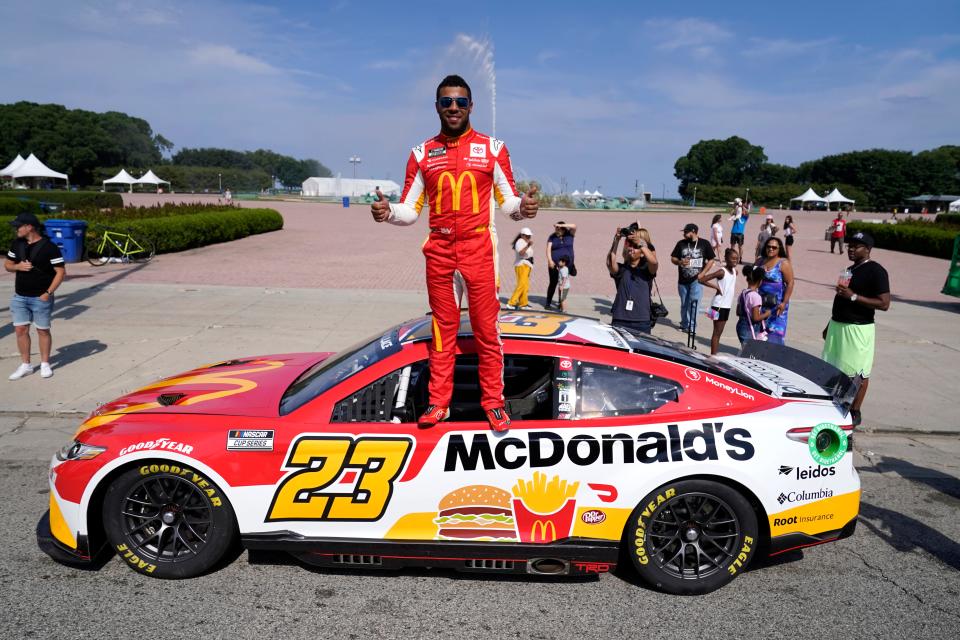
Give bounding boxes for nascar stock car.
[38,311,861,595]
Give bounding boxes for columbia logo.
[777,493,788,504]
[778,465,793,476]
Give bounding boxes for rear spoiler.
[739,341,863,414]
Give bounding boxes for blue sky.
[1,0,958,196]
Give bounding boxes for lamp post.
[349,156,362,179]
[745,187,750,206]
[218,173,222,194]
[692,184,698,208]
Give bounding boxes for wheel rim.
[646,492,741,580]
[119,474,214,563]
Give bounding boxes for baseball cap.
[520,227,533,236]
[846,230,874,248]
[9,212,42,229]
[682,223,698,234]
[766,214,774,220]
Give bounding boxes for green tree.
[673,136,768,198]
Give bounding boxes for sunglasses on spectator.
[438,96,470,108]
[765,245,779,250]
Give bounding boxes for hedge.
[80,202,247,223]
[0,190,123,209]
[847,221,957,260]
[1,206,283,254]
[935,213,960,226]
[0,197,42,216]
[89,208,284,253]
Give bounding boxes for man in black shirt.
[821,230,890,426]
[607,225,658,334]
[4,212,66,380]
[670,223,715,333]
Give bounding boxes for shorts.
[10,293,54,330]
[731,233,744,245]
[710,306,731,322]
[822,320,875,378]
[559,289,569,302]
[785,235,794,246]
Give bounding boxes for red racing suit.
[387,127,523,409]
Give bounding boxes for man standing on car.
[822,231,890,427]
[4,212,66,380]
[371,74,539,432]
[670,223,715,333]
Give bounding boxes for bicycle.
[86,227,156,266]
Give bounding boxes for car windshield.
[279,329,402,415]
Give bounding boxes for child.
[735,265,773,346]
[699,248,739,355]
[557,256,571,312]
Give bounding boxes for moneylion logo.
[436,171,479,214]
[778,465,793,476]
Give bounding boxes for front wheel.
[626,479,758,595]
[129,237,156,263]
[102,463,238,578]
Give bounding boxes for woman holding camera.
[755,236,794,344]
[607,225,658,334]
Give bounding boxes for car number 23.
[266,436,413,522]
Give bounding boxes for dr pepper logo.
[580,510,606,525]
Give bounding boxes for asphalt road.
[2,421,957,640]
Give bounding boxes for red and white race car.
[39,311,860,594]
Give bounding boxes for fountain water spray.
[452,34,496,138]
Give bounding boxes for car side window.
[576,361,682,419]
[331,355,555,423]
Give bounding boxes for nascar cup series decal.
[808,423,847,466]
[226,429,274,451]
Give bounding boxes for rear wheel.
[129,237,156,263]
[102,463,238,578]
[626,479,758,595]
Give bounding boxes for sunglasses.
[438,96,470,109]
[765,245,779,250]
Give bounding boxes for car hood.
[78,353,333,431]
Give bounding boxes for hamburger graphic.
[434,485,517,541]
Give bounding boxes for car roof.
[393,310,763,391]
[396,310,633,350]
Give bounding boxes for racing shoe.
[418,405,450,428]
[485,407,511,432]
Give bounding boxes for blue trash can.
[43,219,88,263]
[342,196,350,208]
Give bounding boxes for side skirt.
[768,517,858,557]
[242,532,620,577]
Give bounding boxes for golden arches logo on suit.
[436,171,479,214]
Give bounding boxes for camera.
[619,222,640,237]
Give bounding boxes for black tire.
[129,237,155,263]
[86,229,118,266]
[626,479,758,595]
[102,462,238,578]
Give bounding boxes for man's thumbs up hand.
[519,184,539,219]
[371,189,390,222]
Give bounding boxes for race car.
[38,310,861,594]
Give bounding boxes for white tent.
[949,198,960,212]
[571,190,581,196]
[135,169,170,185]
[790,187,826,203]
[302,176,401,198]
[592,190,603,197]
[0,154,25,177]
[11,153,68,182]
[103,169,138,191]
[823,188,855,204]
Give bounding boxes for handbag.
[740,290,768,341]
[650,278,669,321]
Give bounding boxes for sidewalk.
[0,279,957,433]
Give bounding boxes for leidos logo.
[778,465,836,480]
[436,171,479,214]
[444,425,755,472]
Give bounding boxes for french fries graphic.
[512,472,580,542]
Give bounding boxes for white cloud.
[742,37,837,58]
[188,44,279,74]
[643,17,732,54]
